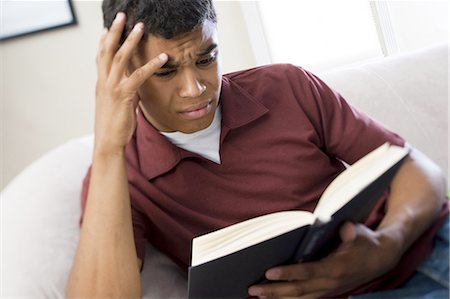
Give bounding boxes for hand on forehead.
[130,21,218,70]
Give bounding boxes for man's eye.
[154,69,176,77]
[197,55,217,66]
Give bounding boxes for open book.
[187,143,409,298]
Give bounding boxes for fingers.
[108,22,145,83]
[96,11,168,93]
[248,279,330,298]
[247,224,384,298]
[96,28,109,80]
[265,261,329,281]
[339,221,357,243]
[125,53,168,91]
[249,260,351,297]
[247,264,328,298]
[96,12,126,79]
[104,12,126,51]
[98,28,108,52]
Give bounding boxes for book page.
[192,211,315,266]
[313,143,408,218]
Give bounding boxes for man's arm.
[374,147,446,266]
[66,150,141,298]
[66,12,167,298]
[248,147,447,298]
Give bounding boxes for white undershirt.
[161,106,222,164]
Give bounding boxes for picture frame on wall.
[0,0,77,42]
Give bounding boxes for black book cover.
[188,225,310,298]
[295,156,406,262]
[188,146,408,298]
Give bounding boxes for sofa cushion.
[319,43,448,184]
[1,135,188,298]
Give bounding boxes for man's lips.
[181,100,212,113]
[179,100,213,120]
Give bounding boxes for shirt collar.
[135,76,269,180]
[220,76,269,130]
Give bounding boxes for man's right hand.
[94,11,168,155]
[67,12,167,298]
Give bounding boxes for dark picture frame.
[0,0,77,42]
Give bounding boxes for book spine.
[293,220,329,261]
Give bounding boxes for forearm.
[66,149,141,298]
[376,147,447,260]
[65,11,169,298]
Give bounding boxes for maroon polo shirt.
[81,64,448,295]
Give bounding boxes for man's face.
[130,21,222,133]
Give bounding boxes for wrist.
[93,141,126,159]
[374,224,408,268]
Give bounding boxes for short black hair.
[102,0,217,43]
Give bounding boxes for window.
[241,1,449,72]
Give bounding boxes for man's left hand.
[248,222,401,299]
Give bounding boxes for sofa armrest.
[1,135,187,298]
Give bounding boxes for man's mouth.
[179,100,213,120]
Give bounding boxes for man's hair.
[102,0,217,43]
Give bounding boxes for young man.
[66,1,449,298]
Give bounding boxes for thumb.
[339,221,357,243]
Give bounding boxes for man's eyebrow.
[197,43,218,57]
[160,59,178,69]
[159,43,218,69]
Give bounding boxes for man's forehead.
[146,36,214,54]
[133,28,217,70]
[159,43,217,69]
[141,22,217,54]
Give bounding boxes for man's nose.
[179,69,206,98]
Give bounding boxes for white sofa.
[1,43,448,298]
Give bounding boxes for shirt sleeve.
[79,166,149,270]
[130,198,150,267]
[294,66,405,164]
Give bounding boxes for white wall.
[0,1,255,190]
[1,1,102,191]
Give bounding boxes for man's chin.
[178,101,218,133]
[179,115,216,134]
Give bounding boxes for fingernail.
[248,287,262,296]
[266,269,280,280]
[101,27,108,36]
[133,22,144,32]
[158,53,168,61]
[115,12,125,22]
